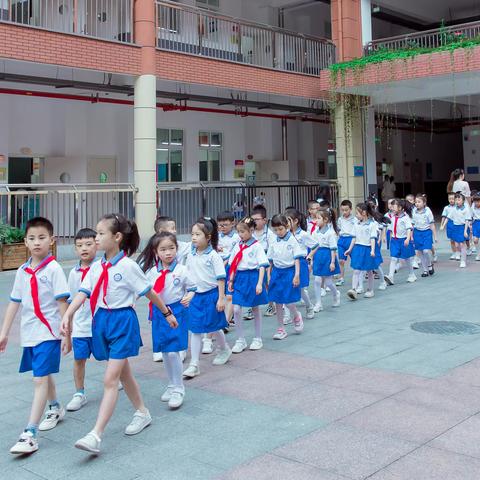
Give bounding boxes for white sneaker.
[476,254,480,261]
[472,246,477,253]
[153,352,163,362]
[293,313,304,333]
[378,282,387,291]
[180,350,187,362]
[125,409,152,435]
[39,404,65,431]
[243,308,254,320]
[412,259,420,269]
[356,287,364,294]
[168,390,185,410]
[333,292,341,307]
[264,304,276,316]
[212,347,232,365]
[433,254,438,263]
[407,274,417,283]
[75,431,101,454]
[202,338,214,354]
[249,338,263,350]
[313,303,323,313]
[273,328,288,340]
[335,278,345,286]
[347,289,358,300]
[10,431,38,455]
[161,386,174,402]
[306,307,315,319]
[66,393,87,412]
[118,383,124,391]
[460,261,466,268]
[467,248,473,256]
[183,364,200,378]
[455,253,461,260]
[384,275,394,286]
[364,290,375,298]
[450,253,457,260]
[283,306,291,325]
[325,286,331,292]
[321,288,327,297]
[232,338,247,354]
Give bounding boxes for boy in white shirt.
[0,217,70,455]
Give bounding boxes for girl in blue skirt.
[446,193,472,268]
[228,217,269,353]
[385,199,417,285]
[471,193,480,261]
[412,194,437,277]
[440,192,457,260]
[140,232,196,410]
[267,214,304,340]
[311,209,341,310]
[183,218,232,378]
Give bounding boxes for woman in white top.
[448,169,471,204]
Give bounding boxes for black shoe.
[421,271,429,278]
[429,266,435,276]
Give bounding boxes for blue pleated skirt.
[350,244,377,271]
[413,229,433,251]
[313,247,340,277]
[231,269,268,307]
[338,236,353,261]
[390,237,415,259]
[299,257,310,288]
[450,224,468,243]
[268,265,301,304]
[151,301,188,353]
[188,288,228,334]
[446,219,454,240]
[374,240,383,268]
[473,220,480,238]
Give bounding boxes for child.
[344,203,380,299]
[61,214,177,454]
[285,208,318,319]
[267,214,303,340]
[440,193,457,260]
[471,193,480,261]
[140,232,195,410]
[228,217,269,352]
[311,209,341,309]
[306,200,321,234]
[366,197,388,291]
[412,194,436,277]
[384,199,416,285]
[251,205,276,317]
[336,200,356,286]
[385,198,395,250]
[447,193,472,268]
[183,218,232,378]
[1,217,70,454]
[66,228,97,412]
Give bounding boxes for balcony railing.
[0,0,133,43]
[364,20,480,55]
[155,1,336,75]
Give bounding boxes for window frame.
[156,128,184,183]
[198,131,223,182]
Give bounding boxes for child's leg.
[323,277,338,297]
[419,251,429,272]
[367,271,374,291]
[301,288,313,309]
[47,374,59,405]
[459,242,467,263]
[162,352,174,385]
[339,259,345,279]
[451,240,456,253]
[388,258,399,278]
[377,265,386,281]
[28,376,50,430]
[163,352,184,392]
[252,306,262,339]
[119,360,147,412]
[313,276,323,305]
[190,333,202,366]
[405,258,414,275]
[73,359,87,392]
[233,304,244,339]
[275,302,285,328]
[212,329,228,351]
[225,296,234,325]
[351,270,361,290]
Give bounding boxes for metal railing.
[157,181,339,234]
[0,0,133,43]
[155,0,336,75]
[364,20,480,55]
[0,183,136,238]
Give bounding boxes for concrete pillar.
[134,0,157,238]
[360,0,372,46]
[331,0,363,61]
[364,105,377,196]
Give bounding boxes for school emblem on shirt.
[287,245,293,251]
[40,275,48,283]
[248,251,255,258]
[173,278,181,286]
[114,273,122,282]
[205,260,213,268]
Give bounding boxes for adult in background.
[447,168,471,204]
[381,175,396,212]
[253,192,266,209]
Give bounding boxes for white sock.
[252,306,262,339]
[190,333,202,366]
[213,330,228,350]
[233,304,244,339]
[301,288,313,309]
[163,352,184,391]
[324,277,338,296]
[313,277,322,304]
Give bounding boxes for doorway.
[8,157,33,185]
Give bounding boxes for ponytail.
[137,232,178,272]
[101,213,140,257]
[194,217,219,251]
[284,207,307,231]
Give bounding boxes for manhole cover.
[411,321,480,336]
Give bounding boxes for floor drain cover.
[411,321,480,336]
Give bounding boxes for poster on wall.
[234,159,245,179]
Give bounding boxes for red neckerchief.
[79,266,90,282]
[310,221,317,234]
[229,240,257,282]
[393,215,400,238]
[90,252,126,315]
[24,256,56,337]
[149,262,171,319]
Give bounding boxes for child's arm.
[440,216,447,230]
[57,298,71,354]
[370,238,376,256]
[146,290,178,328]
[329,249,337,271]
[344,238,355,256]
[0,302,21,352]
[61,292,88,336]
[292,258,300,287]
[306,245,319,262]
[216,279,226,312]
[256,266,265,295]
[431,222,438,242]
[404,229,412,246]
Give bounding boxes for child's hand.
[329,262,335,272]
[256,283,263,295]
[61,337,71,355]
[440,225,445,231]
[0,335,8,353]
[217,297,226,312]
[60,315,72,337]
[292,275,300,287]
[180,292,194,308]
[228,281,234,293]
[404,239,409,247]
[344,249,351,257]
[166,314,178,328]
[370,249,375,257]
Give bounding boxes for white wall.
[462,125,480,184]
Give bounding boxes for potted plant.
[0,223,57,271]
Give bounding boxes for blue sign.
[467,166,479,175]
[354,166,364,177]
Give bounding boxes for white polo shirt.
[293,228,319,256]
[448,205,472,226]
[267,231,303,268]
[412,207,434,231]
[442,204,455,218]
[80,251,152,311]
[186,245,226,293]
[471,204,480,221]
[253,226,277,252]
[146,261,196,305]
[228,239,269,271]
[338,214,356,237]
[218,230,240,261]
[353,219,378,246]
[68,261,97,338]
[313,226,338,250]
[388,213,413,239]
[177,241,191,265]
[10,257,70,347]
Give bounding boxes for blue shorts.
[19,340,61,377]
[72,337,94,360]
[313,247,340,277]
[152,301,188,353]
[446,219,454,240]
[374,240,383,268]
[268,265,301,304]
[386,230,392,249]
[92,307,143,361]
[224,264,231,296]
[189,288,228,334]
[473,220,480,239]
[338,236,354,261]
[413,229,433,251]
[390,237,415,259]
[231,269,269,307]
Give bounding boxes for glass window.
[156,129,184,182]
[199,131,222,182]
[199,132,210,147]
[196,0,220,10]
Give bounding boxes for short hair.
[25,217,53,236]
[307,200,319,209]
[252,205,267,219]
[74,228,97,241]
[216,211,235,223]
[154,215,175,233]
[340,199,352,209]
[271,214,289,228]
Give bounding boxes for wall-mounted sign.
[99,172,108,183]
[354,166,364,177]
[467,166,479,175]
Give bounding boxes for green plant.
[0,223,25,244]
